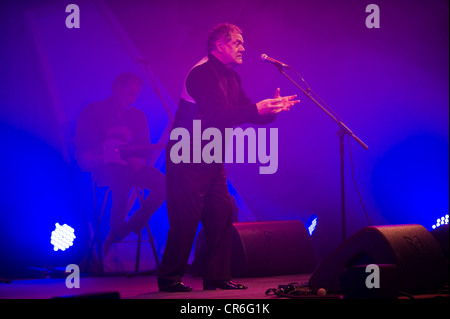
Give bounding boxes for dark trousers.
[159,157,234,282]
[92,163,166,241]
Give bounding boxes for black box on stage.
[339,264,399,299]
[231,220,316,277]
[309,224,449,294]
[193,220,316,277]
[431,224,449,259]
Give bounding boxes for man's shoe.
[203,280,248,290]
[158,278,192,292]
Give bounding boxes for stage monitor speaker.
[231,220,316,277]
[309,224,449,294]
[193,220,316,278]
[431,224,449,259]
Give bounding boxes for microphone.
[260,54,289,68]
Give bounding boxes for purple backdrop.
[1,0,448,264]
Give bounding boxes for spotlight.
[51,223,76,252]
[306,214,318,236]
[431,214,449,230]
[0,124,90,278]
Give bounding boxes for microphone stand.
[278,66,368,243]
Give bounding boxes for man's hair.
[207,23,242,53]
[112,72,144,91]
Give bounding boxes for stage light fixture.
[50,223,76,252]
[306,215,318,236]
[431,214,449,230]
[1,125,90,278]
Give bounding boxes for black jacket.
[174,53,274,132]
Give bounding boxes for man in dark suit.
[158,23,299,292]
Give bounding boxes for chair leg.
[146,224,160,269]
[135,231,142,272]
[84,184,111,275]
[96,188,111,273]
[126,187,161,277]
[84,232,97,273]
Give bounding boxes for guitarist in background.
[74,72,166,257]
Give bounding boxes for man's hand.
[256,88,300,116]
[105,125,132,143]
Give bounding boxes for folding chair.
[84,176,160,275]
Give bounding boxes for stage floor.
[0,273,314,299]
[1,272,448,301]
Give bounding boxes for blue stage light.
[431,214,449,230]
[51,223,76,252]
[1,124,90,278]
[306,214,318,236]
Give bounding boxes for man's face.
[114,80,142,108]
[220,31,245,67]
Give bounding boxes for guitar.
[103,138,166,164]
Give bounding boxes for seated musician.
[74,72,166,256]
